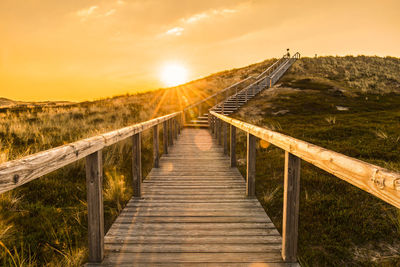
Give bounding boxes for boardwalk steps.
[184,53,300,127]
[91,128,294,266]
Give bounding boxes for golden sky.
[1,0,399,101]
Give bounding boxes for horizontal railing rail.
[0,111,182,263]
[210,110,400,262]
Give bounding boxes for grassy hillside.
[232,56,400,266]
[1,55,399,266]
[0,59,273,266]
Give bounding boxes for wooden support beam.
[282,152,301,262]
[217,119,222,145]
[213,117,217,138]
[230,125,236,167]
[153,125,159,168]
[177,117,181,135]
[169,119,174,146]
[85,150,104,263]
[132,133,142,198]
[163,121,168,154]
[246,133,256,197]
[174,119,178,140]
[223,122,228,155]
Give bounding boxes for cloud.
[105,9,116,17]
[76,6,98,18]
[166,27,184,36]
[163,7,239,37]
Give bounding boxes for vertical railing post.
[246,133,256,197]
[217,119,222,145]
[169,119,174,146]
[223,122,228,155]
[177,116,181,135]
[163,121,168,154]
[230,125,236,167]
[245,88,248,102]
[214,117,218,139]
[86,150,104,263]
[198,106,202,118]
[174,119,178,140]
[236,88,238,109]
[222,102,225,114]
[282,151,301,262]
[153,125,159,168]
[132,133,142,198]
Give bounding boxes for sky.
[1,0,400,101]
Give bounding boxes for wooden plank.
[107,227,279,237]
[105,235,281,244]
[230,125,236,167]
[153,125,159,168]
[104,243,282,253]
[108,221,273,229]
[113,216,270,224]
[246,133,256,197]
[282,152,301,262]
[0,112,181,194]
[88,263,295,267]
[210,111,400,208]
[85,151,104,263]
[132,133,142,197]
[98,252,284,264]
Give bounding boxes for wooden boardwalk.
[94,128,296,266]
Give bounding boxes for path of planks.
[94,128,298,266]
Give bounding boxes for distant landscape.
[1,56,400,266]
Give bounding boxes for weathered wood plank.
[132,133,142,197]
[104,243,282,253]
[230,125,236,167]
[153,125,159,168]
[163,120,168,154]
[246,133,256,197]
[86,151,104,263]
[282,152,301,262]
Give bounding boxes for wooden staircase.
[184,52,300,127]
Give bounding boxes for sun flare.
[160,63,188,87]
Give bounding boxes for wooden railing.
[0,111,182,263]
[210,111,400,262]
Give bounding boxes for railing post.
[223,122,228,154]
[217,119,222,145]
[153,125,159,168]
[282,151,301,262]
[245,89,248,102]
[198,106,202,118]
[222,102,225,114]
[86,150,104,263]
[177,116,181,135]
[132,133,142,197]
[169,119,174,146]
[163,121,168,154]
[230,125,236,167]
[174,119,178,140]
[236,88,238,109]
[214,117,218,139]
[246,133,256,197]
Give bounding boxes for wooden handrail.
[210,111,400,209]
[0,111,182,194]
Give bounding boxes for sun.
[160,63,188,87]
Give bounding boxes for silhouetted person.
[286,48,290,58]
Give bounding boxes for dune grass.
[232,74,400,266]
